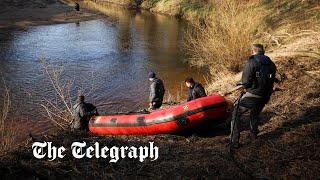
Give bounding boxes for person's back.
[149,72,165,110]
[71,95,98,131]
[242,54,277,99]
[75,3,80,11]
[71,101,87,131]
[152,78,165,101]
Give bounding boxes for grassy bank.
[140,0,212,21]
[82,0,213,21]
[185,0,320,88]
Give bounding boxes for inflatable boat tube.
[89,95,227,135]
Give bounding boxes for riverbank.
[1,55,319,179]
[0,0,104,29]
[81,0,212,22]
[1,57,319,178]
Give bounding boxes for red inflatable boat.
[89,95,227,135]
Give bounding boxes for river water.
[0,2,205,135]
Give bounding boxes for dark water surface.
[0,2,205,135]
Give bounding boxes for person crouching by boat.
[71,94,98,132]
[148,72,165,110]
[185,77,207,102]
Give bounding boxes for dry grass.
[185,0,265,77]
[163,88,183,105]
[0,79,17,156]
[141,0,213,21]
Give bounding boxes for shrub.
[185,0,265,78]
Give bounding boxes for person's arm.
[197,85,207,97]
[87,108,97,116]
[241,60,254,89]
[187,89,192,102]
[79,104,86,117]
[272,62,280,83]
[149,82,157,103]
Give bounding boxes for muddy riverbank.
[0,0,104,29]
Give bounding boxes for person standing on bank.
[149,72,165,110]
[71,94,98,132]
[75,2,80,11]
[230,44,278,150]
[185,77,207,102]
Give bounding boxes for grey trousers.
[230,94,266,146]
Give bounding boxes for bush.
[185,0,265,78]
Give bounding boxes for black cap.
[148,71,156,78]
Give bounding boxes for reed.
[0,79,16,155]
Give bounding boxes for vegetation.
[184,0,320,91]
[185,1,264,77]
[39,59,74,130]
[39,58,99,130]
[140,0,213,21]
[0,79,16,156]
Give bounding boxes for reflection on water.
[0,2,205,135]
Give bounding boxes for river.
[0,2,205,136]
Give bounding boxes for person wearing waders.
[71,94,98,132]
[229,44,278,150]
[148,72,165,110]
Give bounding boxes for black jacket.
[149,78,165,103]
[242,54,277,97]
[71,102,97,131]
[187,82,207,102]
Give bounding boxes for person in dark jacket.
[71,95,98,132]
[149,72,165,110]
[230,44,277,150]
[75,2,80,11]
[185,77,207,102]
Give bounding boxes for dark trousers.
[230,96,266,146]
